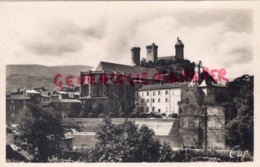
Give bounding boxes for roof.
[80,96,108,100]
[95,61,157,79]
[198,80,207,87]
[211,82,228,88]
[26,90,40,94]
[146,43,158,49]
[51,99,81,103]
[176,37,184,46]
[6,94,31,100]
[41,94,51,98]
[138,82,189,91]
[198,80,227,88]
[55,91,68,95]
[73,92,80,96]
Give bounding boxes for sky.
[0,2,254,79]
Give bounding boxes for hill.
[6,65,92,92]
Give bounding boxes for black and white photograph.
[1,1,258,163]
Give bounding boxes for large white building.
[135,82,189,116]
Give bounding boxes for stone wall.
[62,118,181,149]
[179,86,226,149]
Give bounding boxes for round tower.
[131,47,141,66]
[175,37,184,60]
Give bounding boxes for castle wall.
[179,85,226,149]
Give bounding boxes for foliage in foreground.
[16,104,64,162]
[226,75,254,152]
[86,118,174,162]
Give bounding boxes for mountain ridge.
[6,64,93,92]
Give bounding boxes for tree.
[140,58,155,68]
[87,118,165,162]
[16,104,64,162]
[226,75,254,152]
[159,142,175,162]
[140,58,147,67]
[91,100,104,117]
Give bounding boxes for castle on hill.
[131,37,185,66]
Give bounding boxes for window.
[152,107,155,112]
[165,90,168,95]
[158,98,160,103]
[147,99,149,103]
[165,98,168,102]
[141,99,144,103]
[152,99,155,103]
[186,98,189,104]
[153,91,155,96]
[13,105,15,110]
[158,109,161,113]
[10,105,12,110]
[147,107,149,112]
[147,92,149,96]
[158,91,161,95]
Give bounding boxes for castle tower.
[131,47,141,66]
[146,43,158,63]
[175,37,184,60]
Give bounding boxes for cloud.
[48,21,106,39]
[24,20,106,56]
[1,3,253,79]
[25,37,83,56]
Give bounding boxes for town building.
[135,82,188,116]
[49,99,82,118]
[6,93,31,123]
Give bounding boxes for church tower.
[175,37,184,60]
[146,43,158,63]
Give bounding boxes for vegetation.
[226,75,254,152]
[86,118,175,162]
[140,58,196,82]
[16,104,64,162]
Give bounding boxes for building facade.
[135,83,189,116]
[6,94,31,123]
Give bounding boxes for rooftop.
[95,61,158,79]
[175,37,184,46]
[6,94,31,100]
[138,82,189,91]
[51,99,81,103]
[26,89,40,94]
